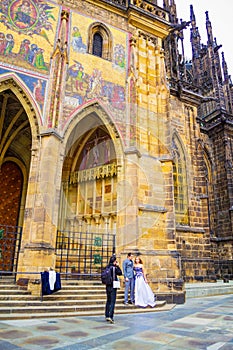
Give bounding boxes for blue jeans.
[105,286,117,320]
[124,277,135,303]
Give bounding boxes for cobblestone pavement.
[0,294,233,349]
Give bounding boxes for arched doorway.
[56,110,120,277]
[0,88,32,272]
[0,162,23,271]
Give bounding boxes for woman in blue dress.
[134,256,156,307]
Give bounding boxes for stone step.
[0,303,175,320]
[0,284,24,290]
[0,300,167,314]
[47,287,124,292]
[43,289,101,295]
[60,284,106,290]
[61,279,102,284]
[0,279,15,285]
[185,281,233,298]
[0,296,133,307]
[0,277,170,320]
[43,292,126,299]
[0,292,124,301]
[61,282,104,286]
[0,289,31,295]
[0,290,159,305]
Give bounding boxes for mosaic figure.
[14,0,33,27]
[72,26,86,53]
[75,65,84,91]
[113,44,126,69]
[27,44,38,64]
[87,69,102,99]
[18,38,30,58]
[4,34,14,54]
[0,0,55,37]
[33,79,45,106]
[33,48,47,70]
[0,32,5,54]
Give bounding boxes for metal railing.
[56,230,116,277]
[0,224,22,272]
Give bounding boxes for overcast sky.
[175,1,233,77]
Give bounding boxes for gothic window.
[172,135,189,225]
[93,33,103,57]
[203,151,215,236]
[88,23,112,60]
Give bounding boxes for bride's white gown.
[134,267,156,307]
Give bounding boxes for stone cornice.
[124,146,141,157]
[40,129,63,141]
[138,204,167,213]
[22,243,55,251]
[127,2,170,39]
[176,225,205,234]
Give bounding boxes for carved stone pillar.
[17,134,63,284]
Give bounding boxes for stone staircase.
[0,276,174,320]
[185,280,233,298]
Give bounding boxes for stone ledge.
[138,204,167,213]
[185,281,233,298]
[176,225,205,233]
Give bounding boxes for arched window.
[92,33,103,57]
[172,135,189,225]
[203,150,215,236]
[88,23,112,61]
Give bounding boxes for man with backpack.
[103,255,122,324]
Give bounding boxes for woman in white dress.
[134,256,156,308]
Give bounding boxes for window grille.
[93,33,103,57]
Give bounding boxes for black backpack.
[101,266,112,285]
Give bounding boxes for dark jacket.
[108,263,122,287]
[41,271,61,295]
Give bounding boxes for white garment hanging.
[49,270,56,291]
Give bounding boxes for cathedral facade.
[0,0,232,303]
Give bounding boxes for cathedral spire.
[222,52,229,83]
[190,5,201,85]
[164,0,177,24]
[190,4,195,23]
[205,11,214,45]
[222,52,233,113]
[190,4,201,50]
[204,11,226,110]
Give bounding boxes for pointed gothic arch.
[172,132,189,225]
[87,22,113,61]
[60,103,123,225]
[0,75,40,271]
[56,104,124,275]
[63,102,123,154]
[200,144,216,236]
[0,74,42,137]
[0,76,40,217]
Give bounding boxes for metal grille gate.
[0,224,22,273]
[56,230,116,278]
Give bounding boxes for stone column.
[17,133,63,284]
